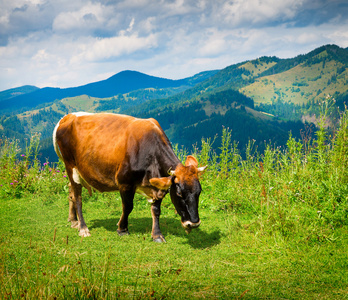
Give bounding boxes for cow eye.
[176,184,182,198]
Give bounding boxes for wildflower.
[21,154,25,157]
[56,170,60,173]
[10,183,14,185]
[63,175,67,178]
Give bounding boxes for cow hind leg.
[67,183,79,228]
[117,187,135,236]
[151,199,166,243]
[70,181,91,237]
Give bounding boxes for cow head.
[150,155,207,234]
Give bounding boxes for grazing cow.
[53,112,206,242]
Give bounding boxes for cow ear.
[185,155,198,167]
[150,177,172,190]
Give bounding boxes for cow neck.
[156,143,181,176]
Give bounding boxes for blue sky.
[0,0,347,91]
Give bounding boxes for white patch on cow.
[53,118,64,160]
[72,112,94,117]
[53,112,94,160]
[72,167,93,195]
[181,220,201,228]
[79,227,91,237]
[72,168,81,184]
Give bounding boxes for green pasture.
[1,98,348,299]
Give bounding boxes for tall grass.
[0,98,348,299]
[196,97,348,241]
[0,133,67,200]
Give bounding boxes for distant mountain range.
[0,70,218,112]
[0,44,347,162]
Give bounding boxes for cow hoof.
[71,221,79,228]
[153,236,166,243]
[79,228,91,237]
[117,229,129,236]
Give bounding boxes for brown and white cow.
[53,112,206,242]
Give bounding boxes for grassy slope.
[60,95,102,112]
[240,51,348,105]
[18,95,107,117]
[238,60,278,77]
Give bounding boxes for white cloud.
[220,0,304,27]
[76,33,158,62]
[198,30,228,57]
[327,27,348,48]
[296,32,320,44]
[52,2,112,34]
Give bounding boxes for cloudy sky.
[0,0,347,91]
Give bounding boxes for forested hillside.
[0,44,347,162]
[0,85,39,103]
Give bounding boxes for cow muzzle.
[181,220,201,234]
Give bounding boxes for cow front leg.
[67,183,78,228]
[151,199,166,243]
[117,187,135,236]
[71,182,91,237]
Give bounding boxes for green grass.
[1,192,347,299]
[1,98,348,299]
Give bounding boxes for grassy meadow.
[241,58,348,106]
[1,99,348,299]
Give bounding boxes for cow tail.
[53,119,64,161]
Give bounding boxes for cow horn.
[167,167,176,176]
[197,165,207,172]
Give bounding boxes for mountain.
[0,70,218,113]
[0,44,347,162]
[139,44,347,113]
[0,85,39,103]
[240,44,348,105]
[124,44,347,151]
